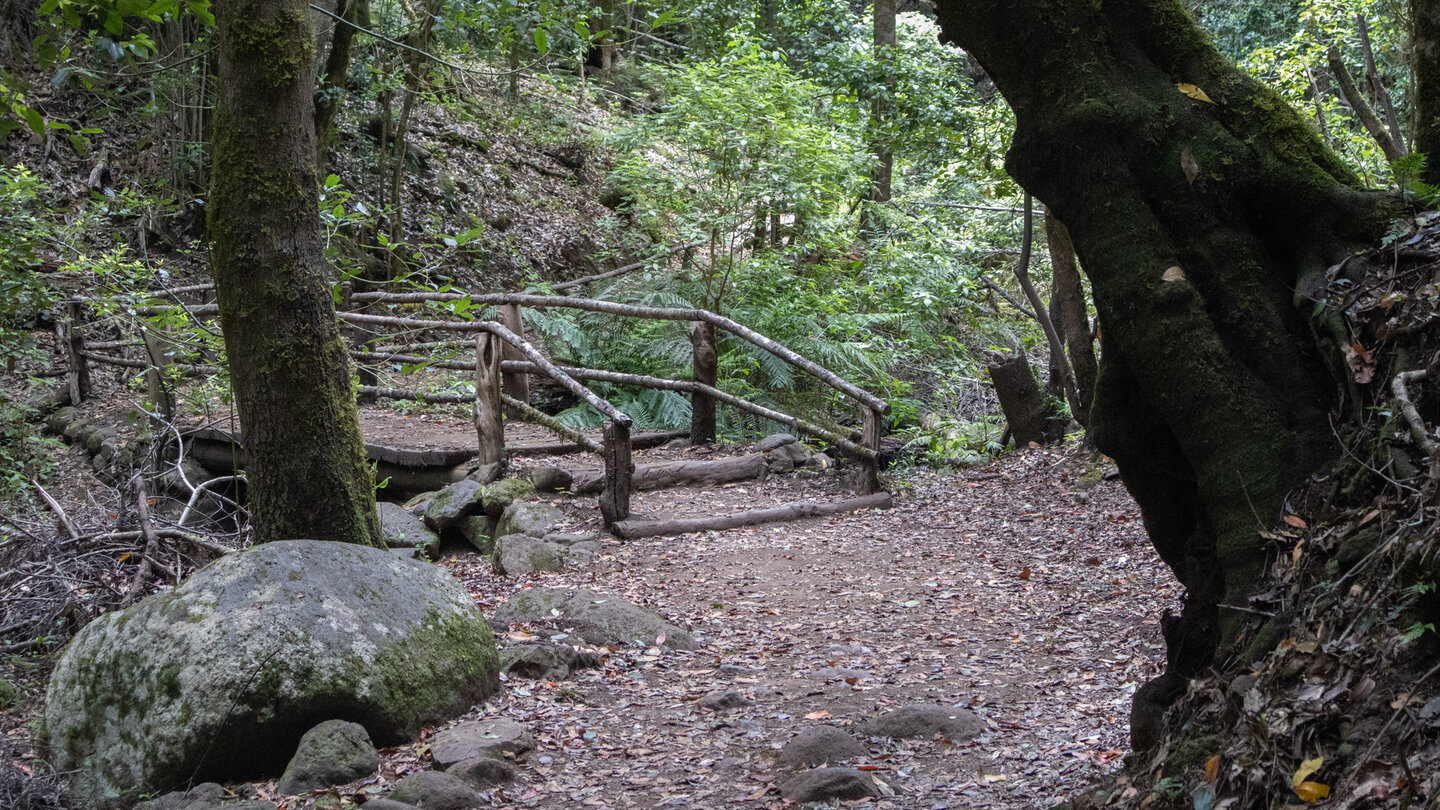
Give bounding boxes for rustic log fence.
[59,286,889,530]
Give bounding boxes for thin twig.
[33,480,80,542]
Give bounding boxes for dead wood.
[612,492,894,539]
[572,453,768,495]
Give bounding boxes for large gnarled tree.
[210,0,383,546]
[932,0,1397,747]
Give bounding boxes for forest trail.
[277,445,1177,809]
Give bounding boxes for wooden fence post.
[474,333,506,475]
[857,408,882,495]
[341,282,380,402]
[64,300,90,405]
[690,321,717,444]
[499,303,529,416]
[142,326,176,421]
[600,419,633,528]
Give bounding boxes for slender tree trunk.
[210,0,383,547]
[861,0,896,233]
[1415,0,1440,185]
[1356,14,1405,153]
[934,0,1397,749]
[1045,210,1096,426]
[1011,194,1078,419]
[599,0,614,73]
[314,0,368,168]
[1328,43,1407,162]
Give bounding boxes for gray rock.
[134,782,225,810]
[448,755,516,786]
[495,501,565,538]
[465,461,504,484]
[697,690,752,711]
[277,720,382,795]
[492,534,568,576]
[777,727,866,769]
[527,467,573,493]
[499,643,602,680]
[46,406,77,434]
[378,502,441,558]
[806,452,835,471]
[758,433,797,452]
[542,532,597,546]
[404,491,436,512]
[778,767,880,803]
[44,541,499,804]
[776,442,812,464]
[458,516,496,555]
[424,479,486,532]
[432,718,534,766]
[856,704,985,741]
[492,587,694,649]
[387,770,478,810]
[765,450,796,474]
[481,478,535,518]
[85,426,118,455]
[391,546,428,561]
[355,800,418,810]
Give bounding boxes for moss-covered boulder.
[44,540,499,805]
[423,479,486,532]
[377,502,441,559]
[492,534,576,576]
[480,478,535,518]
[494,501,564,538]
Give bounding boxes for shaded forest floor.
[1,436,1175,809]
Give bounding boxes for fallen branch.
[501,393,603,453]
[124,478,160,605]
[33,479,80,542]
[613,492,894,539]
[1392,369,1437,456]
[571,453,768,495]
[550,241,705,292]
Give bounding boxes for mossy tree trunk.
[210,0,383,547]
[1415,0,1440,186]
[933,0,1397,747]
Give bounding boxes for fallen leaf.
[1205,754,1220,783]
[1178,82,1215,103]
[804,710,831,720]
[1162,266,1187,282]
[1019,566,1031,581]
[1295,781,1330,802]
[1283,514,1307,529]
[655,632,666,646]
[1291,756,1324,789]
[1181,147,1199,185]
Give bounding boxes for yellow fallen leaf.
[1291,756,1324,789]
[1204,754,1220,783]
[1178,82,1215,103]
[982,773,1008,783]
[1162,266,1186,282]
[1295,781,1330,802]
[804,710,831,720]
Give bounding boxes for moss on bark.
[934,0,1400,745]
[209,0,382,546]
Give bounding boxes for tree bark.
[572,453,767,495]
[934,0,1397,748]
[1415,0,1440,186]
[690,321,717,444]
[313,0,367,167]
[1327,43,1406,162]
[614,493,894,540]
[1044,211,1096,426]
[1012,194,1079,415]
[861,0,896,233]
[210,0,382,546]
[987,353,1066,446]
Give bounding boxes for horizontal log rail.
[345,291,889,417]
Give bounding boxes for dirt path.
[367,448,1176,809]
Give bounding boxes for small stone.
[758,433,797,451]
[527,466,574,493]
[423,479,486,532]
[277,719,381,795]
[448,754,516,786]
[778,767,880,803]
[387,770,478,810]
[492,534,568,576]
[778,727,866,769]
[542,532,597,546]
[806,452,835,471]
[765,451,796,474]
[353,800,418,810]
[378,502,440,559]
[495,501,565,538]
[697,690,752,711]
[458,515,496,555]
[482,478,536,518]
[856,704,985,741]
[431,718,535,766]
[499,643,601,680]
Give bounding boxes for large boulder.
[44,540,499,805]
[855,704,986,741]
[423,479,486,532]
[492,534,573,576]
[491,588,694,649]
[481,478,535,518]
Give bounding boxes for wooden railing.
[59,286,889,528]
